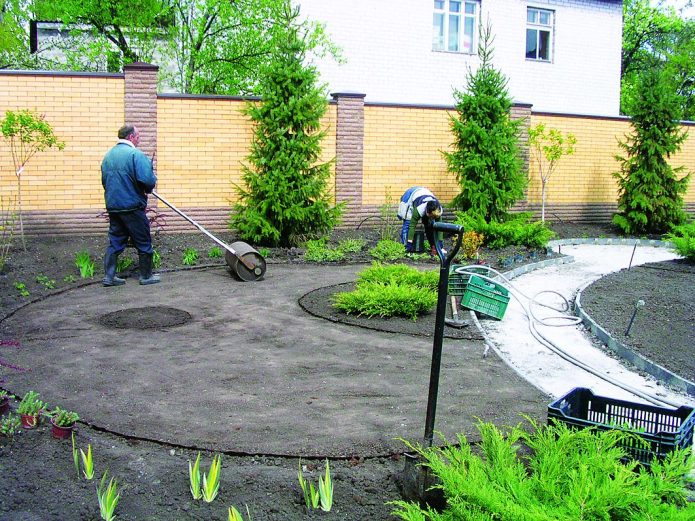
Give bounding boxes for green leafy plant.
[189,452,203,500]
[0,195,17,273]
[202,454,222,503]
[391,419,695,520]
[71,433,80,478]
[528,123,576,222]
[229,4,343,247]
[368,239,406,261]
[455,211,555,249]
[182,247,199,266]
[48,406,79,427]
[357,263,438,291]
[116,255,134,273]
[318,460,333,512]
[152,249,161,269]
[75,250,95,278]
[666,221,695,262]
[96,471,120,521]
[304,238,345,262]
[228,505,252,521]
[0,109,65,249]
[444,23,526,221]
[298,461,320,510]
[13,281,29,297]
[613,68,691,235]
[81,444,95,480]
[17,390,46,416]
[208,246,223,258]
[63,274,77,283]
[333,282,436,320]
[460,230,485,260]
[0,414,21,438]
[35,274,56,289]
[337,238,366,253]
[378,188,398,241]
[258,247,270,258]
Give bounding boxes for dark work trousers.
[106,209,153,256]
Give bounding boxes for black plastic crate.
[548,387,695,466]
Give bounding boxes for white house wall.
[297,0,623,116]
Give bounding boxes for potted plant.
[16,391,47,429]
[48,407,79,439]
[0,390,9,415]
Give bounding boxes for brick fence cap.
[331,92,366,99]
[124,62,160,71]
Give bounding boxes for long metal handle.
[152,191,237,254]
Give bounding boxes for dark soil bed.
[0,221,690,520]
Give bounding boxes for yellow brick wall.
[0,75,124,210]
[363,105,459,205]
[157,98,337,207]
[528,114,695,205]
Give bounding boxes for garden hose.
[454,265,680,408]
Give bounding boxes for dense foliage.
[666,222,695,261]
[613,69,691,235]
[333,263,437,320]
[229,4,342,247]
[621,0,695,119]
[455,211,555,250]
[444,24,526,222]
[392,419,695,521]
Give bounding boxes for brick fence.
[0,64,693,236]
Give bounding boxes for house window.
[433,0,479,53]
[526,7,553,61]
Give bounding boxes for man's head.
[118,125,140,146]
[425,200,442,219]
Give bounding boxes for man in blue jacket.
[101,125,160,286]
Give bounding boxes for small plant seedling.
[35,274,55,289]
[202,454,222,503]
[298,462,320,509]
[49,406,79,427]
[152,249,162,269]
[318,460,333,512]
[0,414,21,438]
[228,505,252,521]
[80,444,95,480]
[71,433,80,478]
[63,274,77,283]
[189,452,202,500]
[182,248,199,266]
[96,471,120,521]
[13,281,29,297]
[258,247,270,258]
[74,250,95,278]
[208,246,223,258]
[17,390,46,416]
[116,256,134,273]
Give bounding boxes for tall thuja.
[229,2,342,247]
[613,68,691,235]
[444,23,526,222]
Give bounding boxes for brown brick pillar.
[331,92,365,226]
[511,102,532,210]
[124,62,158,168]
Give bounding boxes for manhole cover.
[99,306,192,329]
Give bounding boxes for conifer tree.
[613,68,691,235]
[229,2,342,247]
[444,24,526,222]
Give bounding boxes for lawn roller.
[151,191,266,281]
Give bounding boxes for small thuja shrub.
[455,211,555,249]
[75,250,95,278]
[208,246,223,258]
[333,283,437,320]
[357,263,438,291]
[368,239,405,261]
[666,222,695,262]
[304,238,345,262]
[182,248,199,266]
[391,419,695,520]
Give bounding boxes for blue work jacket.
[101,142,156,212]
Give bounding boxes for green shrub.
[666,222,695,261]
[304,238,345,262]
[368,239,406,261]
[208,246,223,258]
[74,250,95,278]
[357,263,438,291]
[392,419,695,521]
[455,211,555,249]
[332,282,436,320]
[337,238,366,253]
[182,248,199,266]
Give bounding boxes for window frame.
[432,0,480,54]
[525,6,554,62]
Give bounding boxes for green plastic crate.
[448,265,489,296]
[459,274,510,320]
[548,387,695,467]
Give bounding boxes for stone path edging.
[471,238,694,398]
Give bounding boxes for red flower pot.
[50,418,75,439]
[20,413,39,429]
